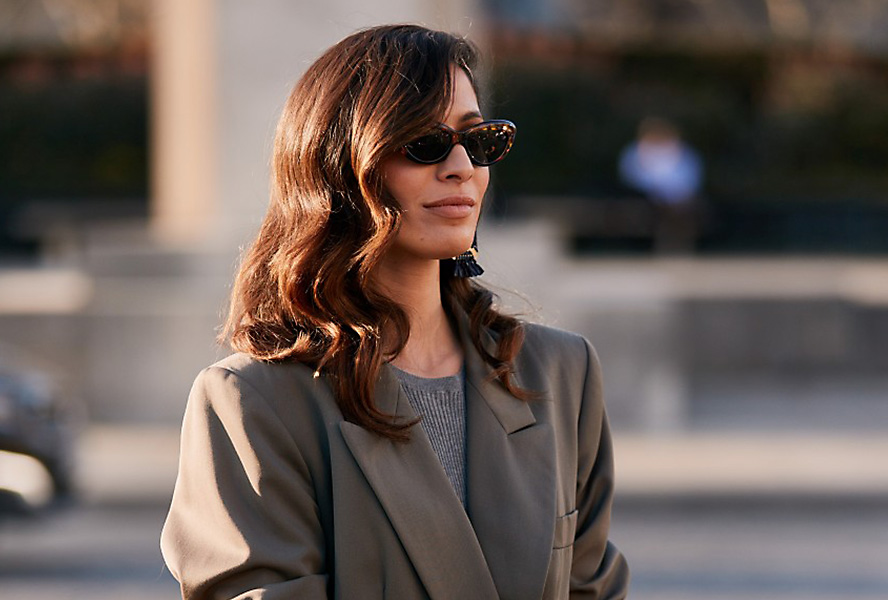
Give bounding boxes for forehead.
[443,67,481,125]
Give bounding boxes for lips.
[422,196,476,209]
[422,196,476,218]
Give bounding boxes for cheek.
[381,160,428,208]
[476,168,490,198]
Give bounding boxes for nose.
[437,143,475,182]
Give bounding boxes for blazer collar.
[340,314,556,599]
[461,322,536,434]
[340,364,500,599]
[460,319,557,600]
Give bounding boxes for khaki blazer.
[161,321,629,599]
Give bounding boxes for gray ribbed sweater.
[392,366,467,506]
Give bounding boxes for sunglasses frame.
[400,119,516,167]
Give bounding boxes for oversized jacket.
[160,321,630,599]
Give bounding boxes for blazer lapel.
[463,327,557,600]
[339,364,499,599]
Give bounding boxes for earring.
[450,231,484,278]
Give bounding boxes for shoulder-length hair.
[222,24,526,441]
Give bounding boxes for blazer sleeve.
[570,339,631,599]
[160,365,329,599]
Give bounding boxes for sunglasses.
[401,119,516,167]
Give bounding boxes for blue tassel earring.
[450,231,484,278]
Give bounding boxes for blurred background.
[0,1,886,599]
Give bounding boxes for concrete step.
[7,425,884,508]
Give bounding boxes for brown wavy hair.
[222,24,527,441]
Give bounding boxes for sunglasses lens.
[403,129,451,163]
[402,121,516,166]
[464,122,515,166]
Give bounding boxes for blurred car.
[0,346,78,508]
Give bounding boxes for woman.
[161,24,629,599]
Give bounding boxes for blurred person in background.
[161,24,628,599]
[619,116,703,253]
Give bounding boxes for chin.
[390,227,476,262]
[438,238,475,259]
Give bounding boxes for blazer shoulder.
[520,321,596,364]
[192,352,334,424]
[205,352,317,392]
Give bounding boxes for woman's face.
[380,67,490,266]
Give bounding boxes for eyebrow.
[458,110,483,123]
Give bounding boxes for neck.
[375,254,462,378]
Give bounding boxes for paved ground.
[2,496,885,600]
[0,504,179,600]
[612,499,888,600]
[1,424,886,599]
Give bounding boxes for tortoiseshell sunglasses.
[401,119,516,167]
